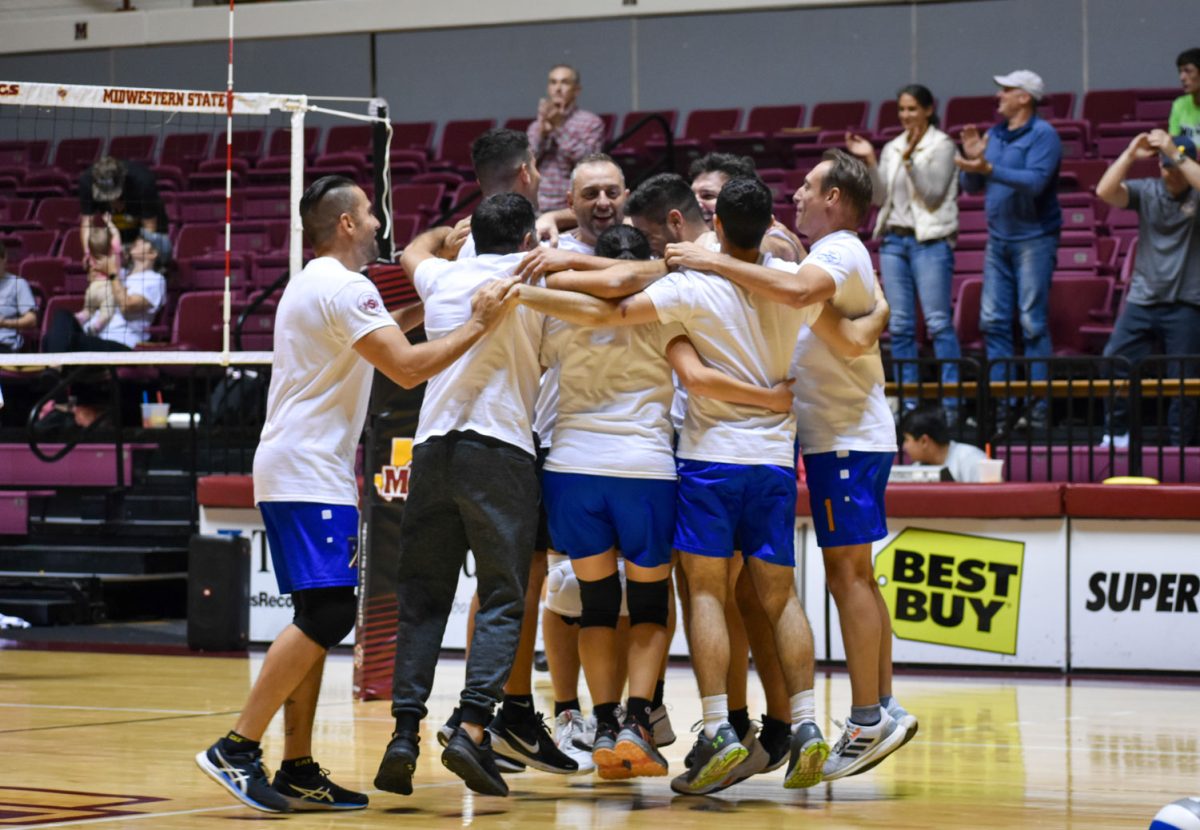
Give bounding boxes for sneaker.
[554,710,595,773]
[272,762,367,811]
[707,729,768,793]
[649,704,676,748]
[1097,432,1130,450]
[822,712,906,781]
[758,717,791,773]
[849,704,920,777]
[441,727,508,797]
[488,707,578,774]
[592,721,633,780]
[436,707,462,749]
[682,719,702,769]
[374,731,420,796]
[669,723,748,795]
[614,722,668,778]
[784,721,829,789]
[195,741,291,813]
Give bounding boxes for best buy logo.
[874,528,1024,655]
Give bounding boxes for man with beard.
[528,64,606,212]
[196,177,516,813]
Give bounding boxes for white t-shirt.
[254,257,397,504]
[101,269,166,348]
[944,440,987,483]
[541,315,678,480]
[457,232,477,260]
[532,232,592,448]
[643,259,818,468]
[412,253,544,455]
[788,231,897,455]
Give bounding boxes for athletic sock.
[850,703,882,727]
[501,694,534,723]
[728,707,751,741]
[594,701,622,732]
[701,694,728,739]
[626,697,654,730]
[789,690,816,731]
[280,756,318,778]
[879,694,896,710]
[652,680,666,710]
[881,695,909,719]
[554,698,582,717]
[219,730,259,756]
[760,715,790,746]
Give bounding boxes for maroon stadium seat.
[437,119,497,170]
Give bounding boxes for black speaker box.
[187,534,250,651]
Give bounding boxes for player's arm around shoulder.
[514,282,659,327]
[666,332,794,412]
[664,241,834,308]
[545,259,668,298]
[809,281,889,359]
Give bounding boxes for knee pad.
[578,572,622,629]
[626,578,669,628]
[545,557,582,618]
[292,586,357,648]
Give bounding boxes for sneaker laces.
[830,723,858,755]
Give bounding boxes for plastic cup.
[141,402,170,428]
[978,458,1005,483]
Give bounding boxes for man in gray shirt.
[0,246,37,352]
[1096,130,1200,444]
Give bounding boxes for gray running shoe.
[669,723,748,795]
[783,720,829,789]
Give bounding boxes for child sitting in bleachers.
[77,218,121,337]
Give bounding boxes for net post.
[288,103,307,278]
[370,98,393,262]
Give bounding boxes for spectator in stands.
[957,69,1062,433]
[527,65,605,213]
[846,84,961,417]
[1095,131,1200,447]
[43,231,168,352]
[0,245,36,352]
[77,156,169,254]
[900,408,987,482]
[1169,48,1200,140]
[689,152,806,262]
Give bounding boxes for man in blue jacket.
[957,69,1062,433]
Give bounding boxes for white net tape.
[1,351,272,367]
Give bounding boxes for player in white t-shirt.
[376,193,576,799]
[690,152,807,263]
[516,177,882,795]
[666,149,913,783]
[197,176,515,815]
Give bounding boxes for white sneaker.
[822,711,906,780]
[1097,432,1130,449]
[649,704,675,748]
[554,710,595,773]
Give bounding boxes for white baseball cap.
[993,69,1045,101]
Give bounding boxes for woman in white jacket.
[846,84,962,414]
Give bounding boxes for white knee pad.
[544,557,629,618]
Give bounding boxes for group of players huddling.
[195,124,917,812]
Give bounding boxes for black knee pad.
[626,578,669,628]
[292,586,357,648]
[578,573,621,629]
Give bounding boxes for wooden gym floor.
[1,647,1196,828]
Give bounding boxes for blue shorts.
[674,460,796,567]
[804,451,892,548]
[542,471,675,568]
[258,502,360,594]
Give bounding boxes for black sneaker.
[272,762,368,810]
[488,707,578,774]
[195,741,291,813]
[437,708,462,748]
[442,727,509,797]
[374,731,420,796]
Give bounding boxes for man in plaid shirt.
[528,65,606,212]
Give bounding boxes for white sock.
[790,690,816,731]
[701,694,728,739]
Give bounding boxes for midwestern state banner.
[0,80,299,116]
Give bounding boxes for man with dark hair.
[689,152,805,262]
[376,192,561,799]
[514,175,887,794]
[899,408,987,482]
[197,176,515,814]
[665,150,912,783]
[528,64,605,213]
[625,173,710,257]
[957,69,1062,433]
[451,128,545,259]
[1170,48,1200,140]
[0,245,36,352]
[78,156,168,255]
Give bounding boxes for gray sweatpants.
[390,431,538,729]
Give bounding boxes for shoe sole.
[593,744,634,780]
[441,748,508,797]
[847,717,918,777]
[783,739,829,789]
[373,748,417,796]
[277,794,368,812]
[194,751,289,814]
[686,744,749,792]
[489,732,576,774]
[614,737,668,777]
[823,722,909,781]
[491,750,527,774]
